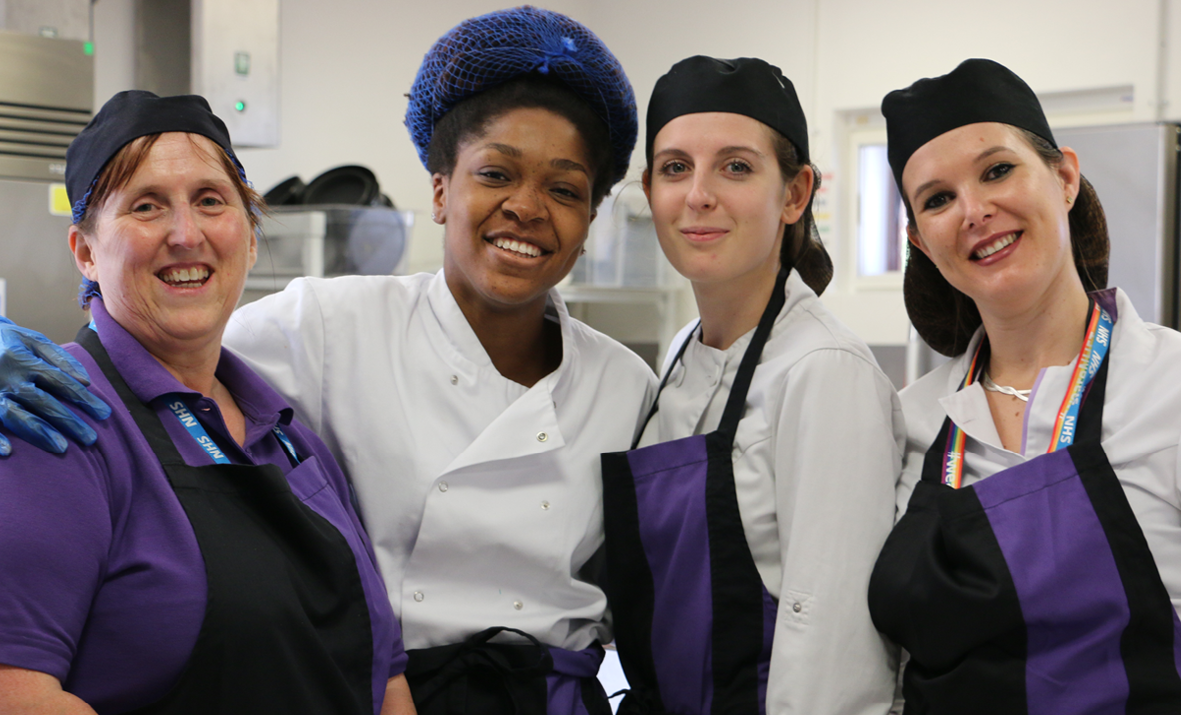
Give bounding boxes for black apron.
[78,327,375,715]
[599,268,790,715]
[868,329,1181,714]
[404,627,611,715]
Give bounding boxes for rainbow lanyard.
[941,300,1114,489]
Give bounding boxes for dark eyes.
[922,192,952,211]
[725,159,752,174]
[919,162,1016,211]
[984,162,1014,181]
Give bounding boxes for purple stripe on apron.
[757,588,776,710]
[546,645,607,715]
[974,449,1129,714]
[628,434,714,712]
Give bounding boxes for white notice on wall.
[0,278,6,318]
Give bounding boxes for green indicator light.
[234,101,246,112]
[83,42,94,55]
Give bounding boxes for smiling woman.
[868,59,1181,715]
[599,56,903,715]
[0,91,409,715]
[0,9,653,714]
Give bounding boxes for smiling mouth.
[158,266,211,288]
[489,236,544,258]
[972,232,1020,260]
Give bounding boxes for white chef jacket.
[897,288,1181,612]
[224,270,657,651]
[638,270,904,715]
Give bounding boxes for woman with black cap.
[0,91,410,714]
[600,56,903,714]
[0,7,653,714]
[868,59,1181,714]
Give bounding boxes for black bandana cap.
[404,5,637,184]
[882,58,1056,197]
[66,90,243,223]
[646,56,809,164]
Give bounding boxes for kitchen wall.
[89,0,1181,349]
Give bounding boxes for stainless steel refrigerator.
[0,30,93,343]
[1055,123,1179,329]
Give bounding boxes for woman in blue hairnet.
[0,8,654,714]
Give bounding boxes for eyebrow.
[910,145,1014,203]
[652,145,766,162]
[483,142,588,175]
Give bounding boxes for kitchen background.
[3,0,1180,376]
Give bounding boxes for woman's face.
[70,132,256,349]
[645,112,811,292]
[433,107,595,316]
[903,122,1082,315]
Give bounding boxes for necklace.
[981,371,1031,402]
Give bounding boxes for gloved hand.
[0,317,112,456]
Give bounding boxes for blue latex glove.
[0,317,112,456]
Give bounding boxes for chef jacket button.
[414,591,424,602]
[792,602,802,613]
[438,481,449,492]
[537,432,548,442]
[513,600,523,610]
[450,375,458,385]
[541,501,550,510]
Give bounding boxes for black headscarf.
[67,90,241,223]
[645,56,832,295]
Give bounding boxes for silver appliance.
[0,29,93,342]
[241,206,413,304]
[1056,123,1180,328]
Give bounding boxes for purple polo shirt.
[0,298,405,714]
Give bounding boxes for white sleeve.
[766,349,903,715]
[223,278,328,433]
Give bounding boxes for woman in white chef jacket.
[0,8,654,714]
[867,59,1181,714]
[599,56,903,715]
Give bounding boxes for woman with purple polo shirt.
[0,92,411,714]
[867,59,1181,714]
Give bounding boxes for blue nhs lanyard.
[166,398,300,465]
[90,319,299,465]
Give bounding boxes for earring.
[431,212,438,221]
[1066,195,1073,205]
[580,248,587,256]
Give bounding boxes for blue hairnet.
[404,5,636,184]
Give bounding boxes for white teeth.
[974,232,1018,259]
[492,237,542,257]
[160,266,210,285]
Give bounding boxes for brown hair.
[903,127,1109,356]
[767,127,833,295]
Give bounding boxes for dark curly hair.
[903,127,1109,356]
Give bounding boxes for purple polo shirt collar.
[89,298,295,443]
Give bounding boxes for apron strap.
[630,322,699,450]
[716,266,789,445]
[631,267,789,451]
[77,326,188,466]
